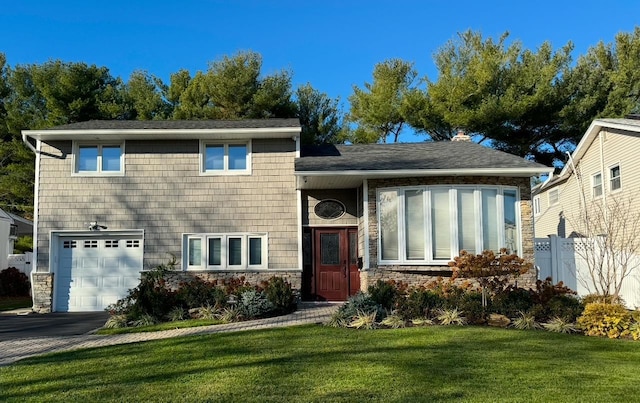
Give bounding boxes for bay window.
[377,186,521,264]
[185,233,267,269]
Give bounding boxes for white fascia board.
[22,127,301,141]
[296,167,554,178]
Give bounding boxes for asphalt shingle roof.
[296,142,550,171]
[48,119,301,130]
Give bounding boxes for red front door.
[313,228,360,301]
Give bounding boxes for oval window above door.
[314,199,346,220]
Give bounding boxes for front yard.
[1,325,639,402]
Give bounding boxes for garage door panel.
[55,235,143,312]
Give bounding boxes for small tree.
[449,249,532,307]
[568,196,640,300]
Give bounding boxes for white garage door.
[55,235,143,312]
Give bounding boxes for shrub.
[0,267,30,297]
[577,303,632,339]
[457,291,486,324]
[127,264,178,321]
[436,308,466,326]
[530,278,576,305]
[546,295,584,322]
[216,306,243,323]
[192,304,218,320]
[396,288,443,320]
[237,289,273,319]
[176,277,226,309]
[368,280,406,311]
[582,294,624,306]
[449,249,532,281]
[104,314,128,329]
[542,317,578,334]
[167,307,185,322]
[380,313,406,328]
[349,310,378,329]
[131,314,157,327]
[263,277,296,314]
[337,292,385,322]
[491,287,534,318]
[511,311,541,330]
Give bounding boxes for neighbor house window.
[185,233,267,269]
[533,195,541,216]
[548,189,559,206]
[201,141,251,174]
[377,186,520,264]
[592,172,603,198]
[609,165,621,191]
[74,143,123,174]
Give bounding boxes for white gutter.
[296,167,554,177]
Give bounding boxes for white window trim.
[533,195,541,216]
[609,163,622,193]
[199,140,252,175]
[376,185,520,266]
[591,172,603,199]
[183,232,267,270]
[72,141,125,176]
[548,189,559,206]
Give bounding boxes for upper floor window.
[533,195,541,216]
[548,189,559,206]
[74,143,123,175]
[609,165,621,191]
[592,172,603,198]
[201,141,251,175]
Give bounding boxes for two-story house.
[533,117,640,238]
[22,120,551,312]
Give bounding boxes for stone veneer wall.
[31,273,53,313]
[156,270,302,291]
[362,176,536,290]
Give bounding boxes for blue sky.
[2,0,640,139]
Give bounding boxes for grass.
[2,325,640,402]
[96,319,224,335]
[0,296,32,311]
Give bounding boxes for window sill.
[72,172,125,177]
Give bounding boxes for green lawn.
[0,296,32,311]
[1,325,639,402]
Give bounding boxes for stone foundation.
[155,270,302,292]
[360,267,537,291]
[31,273,53,313]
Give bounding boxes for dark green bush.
[368,280,406,311]
[0,267,30,297]
[396,288,444,320]
[491,287,534,318]
[263,277,296,314]
[457,292,486,324]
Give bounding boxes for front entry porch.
[303,227,360,301]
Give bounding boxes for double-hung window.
[533,195,541,216]
[592,172,603,198]
[378,186,520,264]
[609,165,621,191]
[201,141,251,174]
[74,143,123,175]
[185,233,267,269]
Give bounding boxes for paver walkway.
[0,302,340,366]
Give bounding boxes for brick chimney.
[451,129,471,142]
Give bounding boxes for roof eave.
[296,167,553,178]
[21,127,302,141]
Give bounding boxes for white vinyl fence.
[8,252,33,277]
[535,236,640,309]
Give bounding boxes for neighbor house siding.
[362,176,536,290]
[35,138,299,273]
[534,128,640,238]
